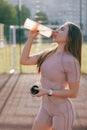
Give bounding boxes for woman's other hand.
[29,87,48,97]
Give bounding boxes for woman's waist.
[42,96,75,116]
[42,95,68,105]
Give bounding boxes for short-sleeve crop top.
[40,52,80,90]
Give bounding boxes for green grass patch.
[81,43,87,73]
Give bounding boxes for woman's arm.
[30,82,79,98]
[51,57,80,98]
[51,82,79,98]
[20,31,41,65]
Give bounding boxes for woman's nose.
[53,30,57,37]
[52,31,56,35]
[53,30,56,33]
[53,30,59,34]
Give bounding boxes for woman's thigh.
[32,121,52,130]
[52,113,73,130]
[32,106,52,130]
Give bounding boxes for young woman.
[20,21,82,130]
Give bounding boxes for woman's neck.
[56,44,65,54]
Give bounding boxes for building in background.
[6,0,87,38]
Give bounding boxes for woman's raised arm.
[20,31,41,65]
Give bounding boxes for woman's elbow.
[70,92,78,98]
[20,57,23,64]
[71,94,77,98]
[20,58,26,65]
[69,84,79,98]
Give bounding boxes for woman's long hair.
[37,22,82,73]
[65,22,82,66]
[37,46,58,73]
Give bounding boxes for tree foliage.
[0,0,31,42]
[35,11,48,24]
[15,5,31,25]
[0,0,17,25]
[0,0,31,25]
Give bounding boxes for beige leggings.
[32,99,75,130]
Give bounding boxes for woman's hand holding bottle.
[28,30,39,42]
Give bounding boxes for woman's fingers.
[28,30,39,40]
[34,87,40,90]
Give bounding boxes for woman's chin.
[53,39,57,43]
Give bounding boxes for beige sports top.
[40,51,80,104]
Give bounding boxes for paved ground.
[0,74,87,130]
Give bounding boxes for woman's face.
[53,23,69,44]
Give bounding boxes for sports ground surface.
[0,74,87,130]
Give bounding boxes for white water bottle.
[24,18,53,38]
